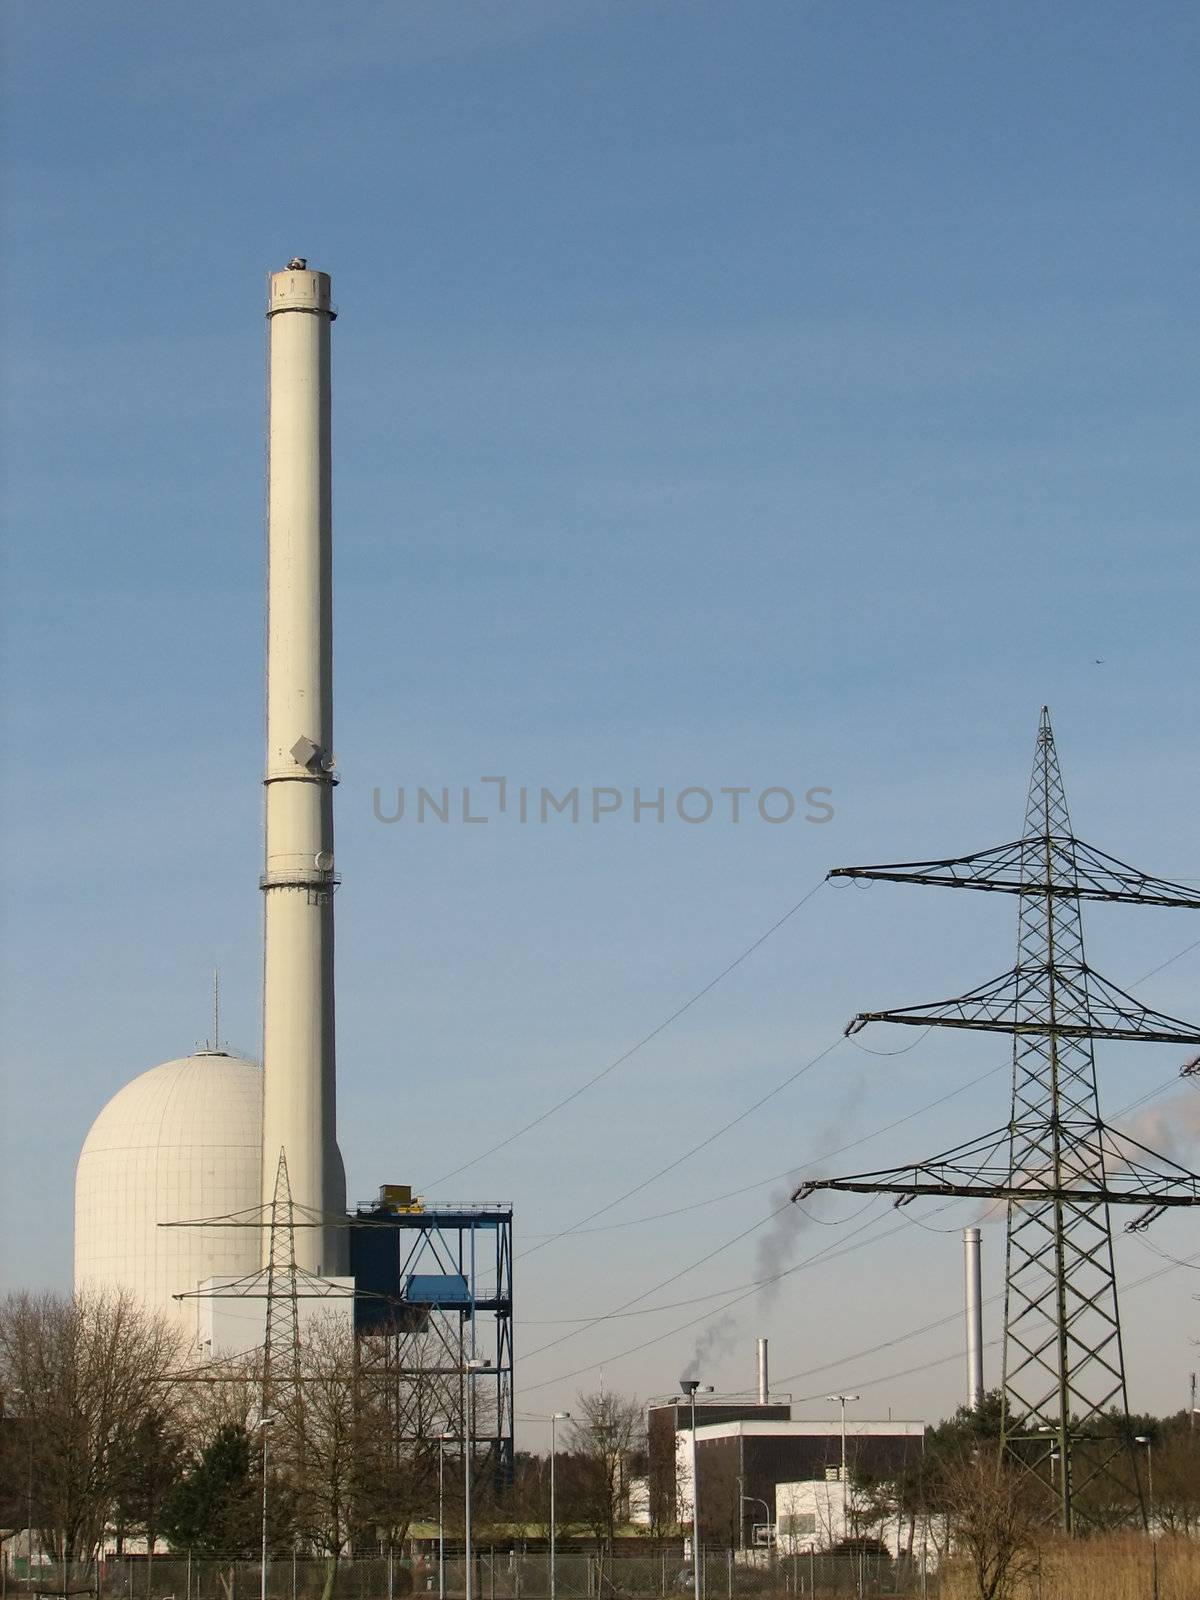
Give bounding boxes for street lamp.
[824,1396,859,1541]
[463,1359,489,1600]
[251,1412,278,1600]
[680,1379,713,1600]
[437,1431,455,1600]
[740,1496,772,1548]
[550,1412,571,1600]
[1134,1436,1159,1600]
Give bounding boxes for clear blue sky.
[2,1,1198,1434]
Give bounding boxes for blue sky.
[2,1,1198,1434]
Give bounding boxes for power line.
[517,1072,1200,1396]
[516,1046,1191,1358]
[516,937,1198,1245]
[783,1250,1200,1408]
[521,1245,1196,1406]
[519,1033,844,1260]
[420,878,828,1190]
[518,1204,940,1393]
[522,1242,1200,1409]
[522,1196,881,1339]
[1134,935,1200,985]
[520,1062,1005,1238]
[515,1065,1188,1346]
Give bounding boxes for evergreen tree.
[113,1411,187,1563]
[164,1424,259,1570]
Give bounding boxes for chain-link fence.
[2,1551,935,1600]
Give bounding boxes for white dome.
[74,1052,263,1346]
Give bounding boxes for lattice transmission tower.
[263,1148,304,1429]
[794,708,1200,1532]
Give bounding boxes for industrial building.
[648,1343,924,1550]
[684,1419,924,1546]
[70,263,513,1474]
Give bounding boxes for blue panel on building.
[351,1217,402,1332]
[406,1272,472,1307]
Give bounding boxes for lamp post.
[739,1491,774,1542]
[463,1359,488,1600]
[550,1412,571,1600]
[252,1413,278,1600]
[1134,1436,1159,1600]
[679,1380,713,1600]
[438,1431,455,1600]
[824,1395,859,1542]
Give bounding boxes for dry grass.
[936,1530,1200,1600]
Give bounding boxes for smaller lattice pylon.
[263,1148,303,1432]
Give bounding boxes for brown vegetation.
[937,1531,1200,1600]
[0,1289,184,1565]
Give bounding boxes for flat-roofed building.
[669,1417,925,1547]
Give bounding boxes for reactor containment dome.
[74,1052,263,1344]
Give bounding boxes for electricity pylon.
[263,1148,303,1431]
[794,708,1200,1532]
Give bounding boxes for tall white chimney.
[261,261,347,1274]
[757,1337,769,1404]
[963,1226,983,1410]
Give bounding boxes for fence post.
[725,1550,732,1600]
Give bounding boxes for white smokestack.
[757,1337,769,1404]
[963,1226,983,1410]
[261,261,347,1275]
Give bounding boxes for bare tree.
[940,1450,1040,1600]
[0,1290,183,1566]
[352,1334,440,1550]
[566,1390,644,1558]
[280,1313,359,1597]
[1153,1425,1200,1534]
[507,1451,551,1540]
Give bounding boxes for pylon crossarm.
[828,836,1200,907]
[795,1175,1200,1206]
[847,964,1200,1044]
[1068,839,1200,907]
[791,1118,1200,1207]
[160,1204,272,1229]
[1098,1121,1200,1183]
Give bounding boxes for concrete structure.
[74,1053,262,1343]
[672,1418,925,1547]
[262,262,347,1275]
[776,1478,912,1557]
[74,259,350,1326]
[647,1393,792,1529]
